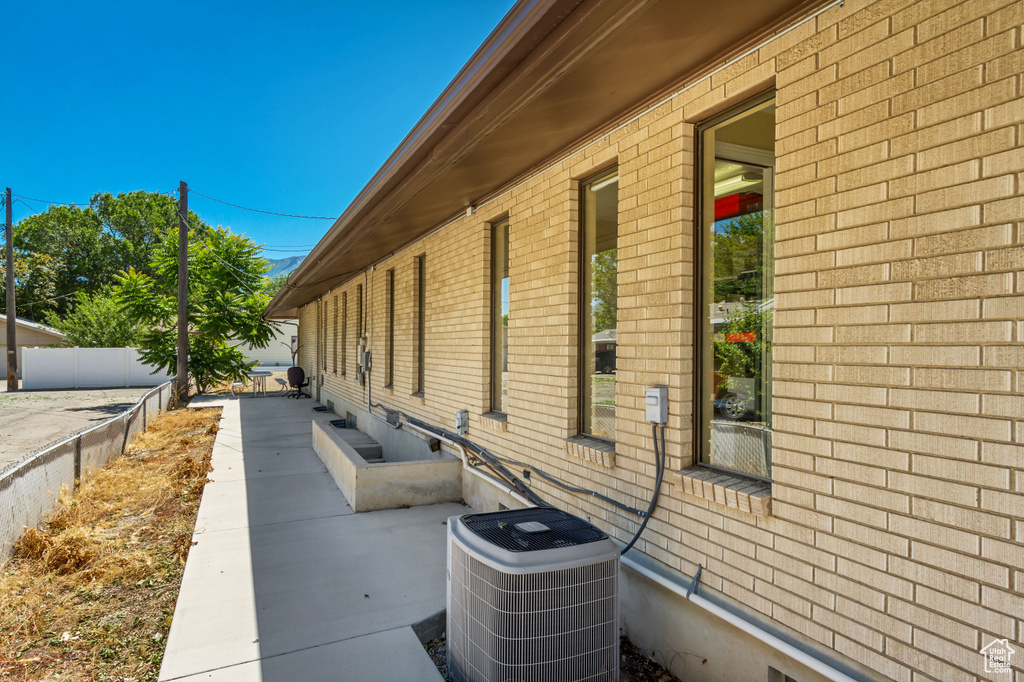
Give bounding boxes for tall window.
[491,219,510,413]
[332,296,338,374]
[341,292,348,376]
[581,168,618,440]
[700,95,775,479]
[321,299,327,372]
[386,269,395,388]
[415,255,426,395]
[357,284,364,340]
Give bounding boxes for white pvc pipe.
[620,556,860,682]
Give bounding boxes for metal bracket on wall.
[686,563,703,598]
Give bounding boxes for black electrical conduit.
[369,403,666,555]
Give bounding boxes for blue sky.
[3,1,515,256]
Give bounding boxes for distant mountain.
[265,255,306,278]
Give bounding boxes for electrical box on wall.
[456,410,469,435]
[645,386,668,424]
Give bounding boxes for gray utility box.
[447,507,620,682]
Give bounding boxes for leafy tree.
[591,248,617,332]
[260,272,289,298]
[714,303,772,420]
[0,250,59,319]
[117,223,278,394]
[713,212,763,302]
[12,191,193,318]
[44,286,146,348]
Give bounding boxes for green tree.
[0,250,59,319]
[713,212,763,302]
[116,223,278,394]
[260,272,289,298]
[13,191,190,318]
[44,286,146,348]
[592,248,617,332]
[714,303,772,421]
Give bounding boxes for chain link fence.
[0,382,174,564]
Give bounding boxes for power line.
[13,194,89,207]
[187,188,335,220]
[16,291,78,309]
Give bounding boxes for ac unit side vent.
[461,507,608,552]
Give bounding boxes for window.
[699,95,775,480]
[321,299,327,372]
[415,255,426,395]
[332,296,338,374]
[357,284,364,339]
[386,269,395,388]
[580,168,618,440]
[491,219,510,413]
[341,292,348,376]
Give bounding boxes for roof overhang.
[266,0,822,318]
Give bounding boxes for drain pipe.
[403,421,534,508]
[619,556,860,682]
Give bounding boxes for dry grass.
[0,407,221,682]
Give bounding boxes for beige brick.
[891,66,984,117]
[889,597,980,650]
[835,282,913,306]
[914,367,1013,393]
[917,127,1015,172]
[835,324,911,344]
[835,403,910,429]
[887,555,980,603]
[981,537,1024,570]
[889,514,980,555]
[888,471,979,508]
[914,498,1012,539]
[835,636,911,682]
[889,386,979,413]
[890,205,981,239]
[915,585,1015,636]
[889,346,980,368]
[817,304,888,326]
[816,419,888,448]
[893,252,982,281]
[986,245,1024,272]
[819,263,889,288]
[889,430,978,461]
[834,441,909,470]
[979,488,1024,517]
[892,296,978,321]
[816,382,888,405]
[913,320,1012,344]
[912,454,1010,489]
[915,224,1014,258]
[816,345,888,365]
[913,411,1012,443]
[916,272,1015,300]
[981,441,1024,468]
[835,364,911,387]
[837,556,914,600]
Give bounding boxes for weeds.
[0,407,220,681]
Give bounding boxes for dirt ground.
[0,387,152,470]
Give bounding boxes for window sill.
[677,467,771,517]
[565,436,615,468]
[410,391,425,405]
[383,386,394,396]
[481,412,507,432]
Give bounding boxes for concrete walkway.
[159,394,452,681]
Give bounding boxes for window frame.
[341,291,348,376]
[695,90,776,483]
[490,218,510,414]
[414,255,426,396]
[578,165,619,443]
[386,269,395,389]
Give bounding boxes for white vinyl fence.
[0,381,174,563]
[21,347,172,390]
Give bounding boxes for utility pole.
[176,181,188,401]
[5,187,17,392]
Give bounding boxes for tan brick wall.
[298,0,1024,679]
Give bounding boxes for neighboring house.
[0,314,66,378]
[230,319,298,367]
[267,1,1024,681]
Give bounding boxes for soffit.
[267,0,817,318]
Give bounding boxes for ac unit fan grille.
[461,507,608,552]
[448,541,618,682]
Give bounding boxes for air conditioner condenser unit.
[447,507,620,682]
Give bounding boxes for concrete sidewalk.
[159,394,452,681]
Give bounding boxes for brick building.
[266,0,1024,679]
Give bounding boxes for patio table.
[246,370,272,397]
